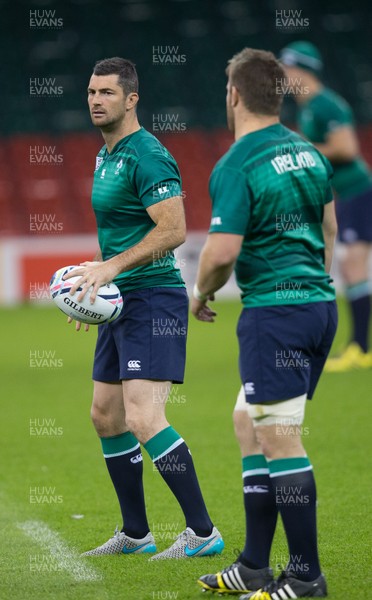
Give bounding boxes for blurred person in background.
[280,41,372,372]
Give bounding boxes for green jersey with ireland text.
[92,127,184,293]
[209,123,336,308]
[298,87,372,199]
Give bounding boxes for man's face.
[87,74,127,130]
[226,78,235,133]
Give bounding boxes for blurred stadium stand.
[1,127,372,237]
[1,0,372,237]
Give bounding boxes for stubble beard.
[91,107,126,133]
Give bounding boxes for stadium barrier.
[0,233,240,305]
[0,234,354,305]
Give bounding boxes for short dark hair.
[93,57,138,95]
[226,48,284,116]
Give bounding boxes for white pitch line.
[17,520,101,582]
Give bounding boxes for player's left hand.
[191,296,217,322]
[64,261,119,304]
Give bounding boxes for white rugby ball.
[50,265,123,325]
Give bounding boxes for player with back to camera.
[192,48,337,598]
[280,41,372,372]
[65,57,224,559]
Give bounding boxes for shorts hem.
[245,390,308,405]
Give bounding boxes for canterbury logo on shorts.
[244,382,255,395]
[127,360,141,370]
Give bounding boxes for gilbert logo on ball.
[50,265,123,325]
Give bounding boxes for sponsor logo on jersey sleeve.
[158,185,169,195]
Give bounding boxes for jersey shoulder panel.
[124,128,174,160]
[307,88,353,128]
[127,129,182,206]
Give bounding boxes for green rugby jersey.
[298,87,372,199]
[209,123,336,308]
[92,127,184,293]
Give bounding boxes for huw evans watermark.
[152,114,186,133]
[29,418,63,437]
[29,350,63,369]
[152,46,186,65]
[275,10,309,31]
[275,350,310,370]
[30,9,63,29]
[276,213,310,232]
[29,282,51,301]
[30,214,63,233]
[29,486,63,504]
[30,146,63,166]
[30,78,63,97]
[276,282,310,301]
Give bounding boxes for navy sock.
[269,457,321,582]
[144,426,213,537]
[239,455,278,569]
[101,432,149,539]
[347,285,371,352]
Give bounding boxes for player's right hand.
[67,316,90,332]
[191,297,217,322]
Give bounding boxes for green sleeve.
[316,96,353,135]
[133,152,182,208]
[320,155,334,204]
[209,166,251,235]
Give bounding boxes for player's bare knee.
[91,399,125,437]
[246,395,307,458]
[125,406,168,443]
[90,403,110,435]
[253,428,275,458]
[124,415,139,438]
[124,408,147,441]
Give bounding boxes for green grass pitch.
[0,299,370,599]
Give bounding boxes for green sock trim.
[100,432,139,458]
[144,426,182,462]
[242,454,268,472]
[268,456,312,477]
[345,281,370,300]
[242,454,269,478]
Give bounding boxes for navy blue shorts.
[93,286,188,383]
[237,301,337,404]
[336,187,372,243]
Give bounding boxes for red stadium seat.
[59,133,101,233]
[159,131,216,229]
[7,135,77,234]
[0,142,22,234]
[358,125,372,167]
[209,128,234,161]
